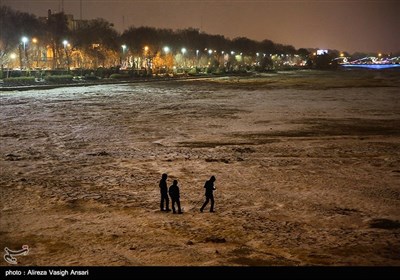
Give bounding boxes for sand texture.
[1,70,400,266]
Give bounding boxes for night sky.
[2,0,400,54]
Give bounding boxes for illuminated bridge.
[337,56,400,69]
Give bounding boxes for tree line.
[4,4,388,74]
[0,5,314,70]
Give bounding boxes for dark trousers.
[200,195,214,212]
[160,193,170,210]
[171,198,182,213]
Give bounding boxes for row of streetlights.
[119,45,274,59]
[120,44,336,63]
[119,45,248,67]
[12,37,309,71]
[119,45,241,71]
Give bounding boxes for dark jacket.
[159,179,168,195]
[204,180,216,197]
[169,184,180,200]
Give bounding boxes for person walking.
[169,180,183,214]
[200,175,216,213]
[159,173,171,212]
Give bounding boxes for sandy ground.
[1,70,400,266]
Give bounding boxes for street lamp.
[7,53,17,78]
[181,48,187,69]
[143,46,150,72]
[32,38,39,68]
[21,36,28,49]
[63,40,70,72]
[121,44,127,67]
[162,46,170,74]
[21,36,29,70]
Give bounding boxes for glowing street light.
[180,48,187,69]
[162,46,171,74]
[20,36,29,70]
[63,40,70,71]
[121,44,127,59]
[21,36,28,49]
[143,46,150,72]
[195,49,200,67]
[120,44,127,68]
[7,53,17,77]
[31,38,39,68]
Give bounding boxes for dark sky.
[2,0,399,53]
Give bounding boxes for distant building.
[317,49,328,56]
[39,9,89,31]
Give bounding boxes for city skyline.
[2,0,400,54]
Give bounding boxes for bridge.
[335,56,400,69]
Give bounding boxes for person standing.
[159,173,171,212]
[169,180,183,214]
[200,175,216,213]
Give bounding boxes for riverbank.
[0,74,214,92]
[1,71,260,92]
[2,69,400,92]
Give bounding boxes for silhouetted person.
[169,180,182,214]
[200,176,216,213]
[159,173,170,212]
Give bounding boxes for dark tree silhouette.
[46,11,69,69]
[73,18,119,68]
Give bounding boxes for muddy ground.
[1,70,400,266]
